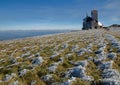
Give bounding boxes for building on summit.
[82,10,103,30]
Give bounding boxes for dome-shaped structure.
[98,22,103,26]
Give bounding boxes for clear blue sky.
[0,0,120,30]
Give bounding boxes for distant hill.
[109,24,120,27]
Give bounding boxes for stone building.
[82,10,102,30]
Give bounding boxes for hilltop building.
[82,10,103,30]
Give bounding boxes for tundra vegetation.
[0,28,120,85]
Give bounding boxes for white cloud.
[111,17,120,21]
[100,0,120,25]
[105,0,120,9]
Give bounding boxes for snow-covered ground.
[0,28,120,85]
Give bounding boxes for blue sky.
[0,0,120,30]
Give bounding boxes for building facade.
[82,10,99,30]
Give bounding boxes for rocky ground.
[0,28,120,85]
